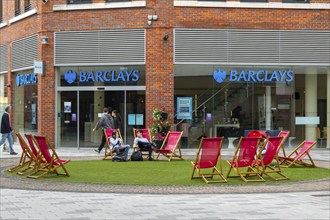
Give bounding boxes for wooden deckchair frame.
[28,135,70,179]
[133,128,154,159]
[255,137,289,181]
[278,130,290,157]
[226,137,265,182]
[155,131,183,161]
[7,133,36,174]
[103,128,123,160]
[278,141,317,168]
[191,137,227,183]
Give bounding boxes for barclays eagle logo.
[64,70,77,84]
[213,69,226,83]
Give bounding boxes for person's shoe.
[10,152,18,155]
[148,157,154,161]
[94,149,100,154]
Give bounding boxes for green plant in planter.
[151,107,171,142]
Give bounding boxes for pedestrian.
[133,129,155,161]
[111,109,122,130]
[93,107,114,153]
[109,131,130,161]
[0,106,17,155]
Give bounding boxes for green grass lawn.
[11,160,330,186]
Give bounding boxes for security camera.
[42,0,49,4]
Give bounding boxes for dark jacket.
[1,112,12,133]
[113,117,121,130]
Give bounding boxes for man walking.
[93,107,114,153]
[0,106,17,155]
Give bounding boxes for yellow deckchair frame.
[103,128,123,160]
[191,137,227,184]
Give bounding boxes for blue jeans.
[114,145,130,158]
[0,133,14,153]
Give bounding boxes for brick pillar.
[145,27,174,129]
[38,32,56,145]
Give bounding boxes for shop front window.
[56,66,146,148]
[174,65,296,148]
[13,71,38,134]
[0,73,9,111]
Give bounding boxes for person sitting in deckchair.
[133,129,155,161]
[109,131,130,161]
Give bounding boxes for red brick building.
[0,0,329,148]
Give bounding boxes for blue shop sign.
[213,69,294,84]
[64,69,140,84]
[16,73,38,87]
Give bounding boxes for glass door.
[57,91,78,147]
[78,91,125,148]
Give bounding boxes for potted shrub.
[151,107,171,148]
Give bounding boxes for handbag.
[130,150,143,161]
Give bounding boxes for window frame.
[67,0,92,4]
[0,0,3,23]
[240,0,268,2]
[282,0,309,3]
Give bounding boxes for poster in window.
[31,104,37,125]
[71,113,77,122]
[177,97,192,119]
[64,102,71,113]
[128,114,136,125]
[136,114,144,125]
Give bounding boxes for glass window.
[0,0,3,23]
[57,66,146,87]
[15,0,21,16]
[13,70,38,135]
[174,65,297,148]
[67,0,92,4]
[283,0,309,3]
[24,0,31,13]
[0,73,9,111]
[241,0,268,2]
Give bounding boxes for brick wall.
[0,0,329,145]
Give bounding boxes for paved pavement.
[1,144,330,220]
[0,189,329,220]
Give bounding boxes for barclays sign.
[16,73,38,87]
[213,69,294,84]
[64,69,140,84]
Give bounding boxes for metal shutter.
[11,34,38,71]
[55,29,145,66]
[280,30,330,65]
[174,29,227,63]
[0,44,8,73]
[174,29,330,66]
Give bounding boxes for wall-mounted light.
[163,33,169,41]
[41,35,48,44]
[148,15,158,26]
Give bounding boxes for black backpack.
[130,151,143,161]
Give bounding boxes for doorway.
[57,90,145,148]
